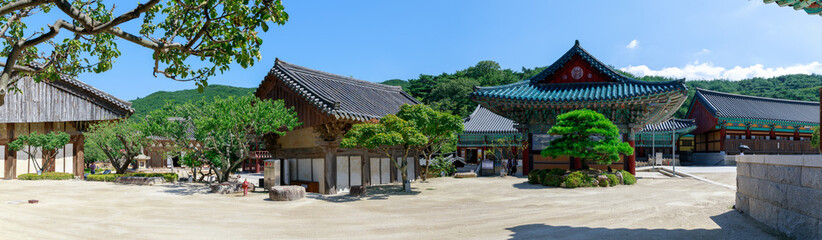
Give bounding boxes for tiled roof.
[463,105,518,133]
[694,88,819,125]
[266,59,420,121]
[55,74,133,113]
[471,41,686,103]
[640,119,697,133]
[764,0,822,15]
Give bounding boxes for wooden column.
[745,124,752,139]
[4,123,13,179]
[362,149,370,186]
[625,129,636,175]
[720,127,727,151]
[318,140,339,194]
[73,135,84,177]
[819,87,821,153]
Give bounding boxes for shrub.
[541,174,564,187]
[546,168,566,176]
[597,178,608,187]
[429,157,457,177]
[620,170,636,185]
[87,174,123,182]
[17,172,74,180]
[528,169,545,184]
[562,171,593,188]
[606,174,619,186]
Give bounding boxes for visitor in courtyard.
[90,163,96,174]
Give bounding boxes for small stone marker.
[28,200,38,204]
[269,186,305,201]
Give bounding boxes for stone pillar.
[317,140,339,194]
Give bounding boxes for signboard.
[655,152,663,165]
[531,134,561,151]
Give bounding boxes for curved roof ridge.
[696,87,819,105]
[275,59,403,92]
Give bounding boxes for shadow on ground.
[309,184,420,203]
[504,211,780,240]
[158,183,211,196]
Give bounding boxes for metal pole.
[672,130,676,177]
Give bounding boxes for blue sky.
[59,0,822,100]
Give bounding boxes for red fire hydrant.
[242,179,249,197]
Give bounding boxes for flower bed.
[527,168,635,188]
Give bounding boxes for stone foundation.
[736,155,822,240]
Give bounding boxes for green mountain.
[129,85,255,121]
[381,79,411,92]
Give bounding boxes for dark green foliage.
[812,126,819,149]
[546,168,566,176]
[429,157,457,177]
[562,171,594,188]
[86,173,178,182]
[620,170,636,185]
[528,169,546,184]
[606,174,619,187]
[130,85,255,121]
[541,110,634,165]
[17,172,74,180]
[541,174,564,187]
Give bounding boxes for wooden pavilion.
[470,41,688,174]
[687,88,818,161]
[256,59,421,194]
[0,76,133,179]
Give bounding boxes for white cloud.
[695,49,711,55]
[626,39,639,49]
[619,61,822,80]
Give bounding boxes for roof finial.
[575,39,580,46]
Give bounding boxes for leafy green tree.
[812,126,819,150]
[84,140,107,168]
[0,0,288,106]
[541,109,633,168]
[145,95,299,182]
[84,120,152,174]
[341,115,427,192]
[395,104,463,181]
[9,131,70,174]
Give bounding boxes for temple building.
[256,59,421,194]
[0,76,134,179]
[635,119,697,162]
[469,41,688,174]
[458,105,522,163]
[687,88,818,162]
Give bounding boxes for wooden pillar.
[819,87,821,153]
[73,135,84,177]
[4,123,13,179]
[362,149,370,186]
[794,128,800,141]
[318,140,339,194]
[624,129,636,175]
[745,124,752,139]
[524,133,532,174]
[720,127,727,151]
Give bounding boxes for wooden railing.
[724,139,816,155]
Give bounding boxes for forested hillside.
[382,61,822,119]
[129,85,255,121]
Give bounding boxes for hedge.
[86,173,178,183]
[620,170,636,185]
[562,171,593,188]
[606,174,619,187]
[17,172,75,180]
[541,174,564,187]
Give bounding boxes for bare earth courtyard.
[0,174,776,240]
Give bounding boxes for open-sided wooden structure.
[256,59,421,194]
[470,41,688,174]
[0,76,133,179]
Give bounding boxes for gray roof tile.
[268,59,419,121]
[694,88,819,125]
[463,105,518,133]
[640,119,696,133]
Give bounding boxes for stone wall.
[736,155,822,240]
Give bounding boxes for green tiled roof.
[471,41,686,103]
[764,0,822,15]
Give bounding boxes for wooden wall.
[258,75,332,130]
[1,122,85,179]
[0,78,126,123]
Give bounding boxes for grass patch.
[17,172,74,180]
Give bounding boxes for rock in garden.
[597,175,608,182]
[615,171,624,184]
[350,185,367,197]
[454,172,477,178]
[269,186,306,201]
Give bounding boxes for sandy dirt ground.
[688,173,738,188]
[0,174,776,240]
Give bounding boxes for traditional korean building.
[470,41,688,174]
[256,59,421,194]
[635,118,697,161]
[0,76,134,179]
[687,88,818,160]
[457,105,522,163]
